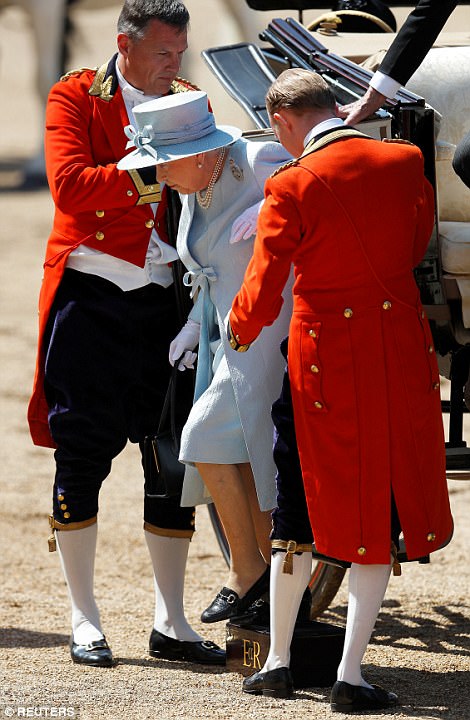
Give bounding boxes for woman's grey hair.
[266,68,336,116]
[117,0,190,40]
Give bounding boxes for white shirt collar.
[303,118,345,148]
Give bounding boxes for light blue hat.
[118,90,241,170]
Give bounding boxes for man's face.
[118,19,188,96]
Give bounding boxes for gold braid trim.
[170,76,201,93]
[48,515,97,552]
[271,539,313,574]
[144,521,194,539]
[60,66,96,82]
[88,61,114,101]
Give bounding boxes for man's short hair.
[117,0,190,39]
[266,68,336,116]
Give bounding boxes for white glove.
[229,200,264,244]
[169,318,200,371]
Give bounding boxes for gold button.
[314,401,323,409]
[63,512,71,519]
[309,329,317,338]
[310,364,319,374]
[382,300,392,310]
[433,381,440,390]
[148,185,155,192]
[357,546,366,556]
[428,345,434,354]
[427,532,436,542]
[60,504,67,511]
[58,495,64,502]
[95,231,104,241]
[95,210,104,218]
[344,308,353,319]
[421,310,425,319]
[236,334,241,341]
[145,219,155,229]
[127,190,133,196]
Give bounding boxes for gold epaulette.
[270,158,299,178]
[88,61,114,101]
[170,76,201,94]
[60,66,96,82]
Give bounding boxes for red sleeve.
[230,170,302,344]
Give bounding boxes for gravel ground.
[1,4,469,720]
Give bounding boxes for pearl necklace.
[196,147,227,209]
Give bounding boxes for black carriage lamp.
[244,0,396,29]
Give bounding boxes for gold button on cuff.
[95,231,104,241]
[421,310,425,319]
[428,345,434,353]
[60,504,67,511]
[433,381,440,390]
[344,308,353,318]
[310,364,319,373]
[382,300,392,310]
[95,210,104,218]
[58,494,64,502]
[309,329,317,338]
[127,190,134,196]
[63,512,71,519]
[357,546,366,556]
[427,532,436,542]
[145,219,155,229]
[314,401,323,409]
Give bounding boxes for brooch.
[230,158,244,181]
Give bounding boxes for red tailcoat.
[27,56,196,448]
[230,132,453,564]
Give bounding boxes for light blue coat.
[177,138,293,511]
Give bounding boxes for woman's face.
[157,154,207,194]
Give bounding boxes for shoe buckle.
[226,593,237,604]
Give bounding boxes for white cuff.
[370,71,402,100]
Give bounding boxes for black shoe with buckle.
[242,667,294,698]
[70,637,114,667]
[149,629,225,666]
[201,566,270,623]
[330,680,398,712]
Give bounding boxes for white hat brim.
[117,126,242,170]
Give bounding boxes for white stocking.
[145,531,202,642]
[262,550,312,672]
[337,560,392,688]
[56,523,104,645]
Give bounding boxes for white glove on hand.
[229,200,264,244]
[169,318,200,371]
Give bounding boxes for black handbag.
[143,188,194,499]
[143,362,186,499]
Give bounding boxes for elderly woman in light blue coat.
[123,90,292,623]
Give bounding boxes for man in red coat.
[27,0,224,669]
[228,68,453,711]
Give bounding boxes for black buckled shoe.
[149,629,225,666]
[70,637,114,667]
[330,680,398,713]
[242,667,294,698]
[201,566,270,623]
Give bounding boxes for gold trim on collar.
[128,170,162,205]
[302,128,367,158]
[88,61,115,101]
[170,76,201,94]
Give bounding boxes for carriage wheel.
[207,503,346,618]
